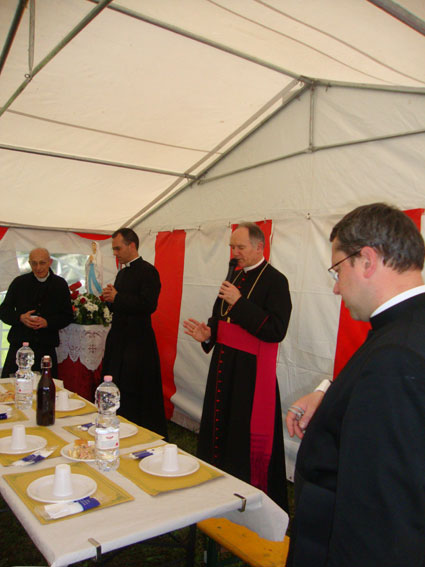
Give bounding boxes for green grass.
[0,422,294,567]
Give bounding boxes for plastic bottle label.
[16,380,32,394]
[96,429,119,450]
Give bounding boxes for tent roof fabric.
[1,0,424,232]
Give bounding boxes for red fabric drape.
[152,230,186,419]
[73,232,111,241]
[0,227,9,240]
[333,208,424,378]
[58,356,102,402]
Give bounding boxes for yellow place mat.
[0,426,68,466]
[118,451,223,496]
[3,461,134,524]
[0,382,15,403]
[63,415,163,448]
[32,393,97,418]
[0,407,29,424]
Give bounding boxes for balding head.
[29,248,52,279]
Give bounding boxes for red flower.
[69,281,82,292]
[80,297,87,304]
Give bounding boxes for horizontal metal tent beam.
[0,220,112,234]
[0,143,196,179]
[198,128,425,185]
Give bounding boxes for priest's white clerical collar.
[35,274,50,283]
[371,284,425,318]
[243,257,265,273]
[122,256,140,268]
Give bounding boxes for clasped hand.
[102,284,117,302]
[20,310,47,329]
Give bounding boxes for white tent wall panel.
[0,227,116,291]
[315,88,425,144]
[170,223,231,421]
[270,214,341,406]
[204,89,312,177]
[309,135,425,212]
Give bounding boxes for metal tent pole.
[0,0,114,118]
[0,0,28,75]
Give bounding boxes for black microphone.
[225,258,238,282]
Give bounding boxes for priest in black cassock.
[184,222,292,510]
[102,228,167,438]
[286,203,425,567]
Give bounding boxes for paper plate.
[139,454,200,477]
[27,474,97,503]
[56,398,86,412]
[0,434,47,455]
[0,391,15,404]
[60,442,96,462]
[88,422,138,439]
[0,403,12,415]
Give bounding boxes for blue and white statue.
[85,241,103,296]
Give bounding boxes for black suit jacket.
[289,293,425,567]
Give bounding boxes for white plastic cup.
[52,464,73,497]
[161,444,179,472]
[56,390,70,411]
[10,424,27,451]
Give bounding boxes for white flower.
[85,302,98,313]
[103,306,113,323]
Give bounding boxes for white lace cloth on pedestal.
[57,323,110,371]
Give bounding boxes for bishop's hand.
[183,318,211,343]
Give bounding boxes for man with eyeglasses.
[286,203,425,566]
[0,248,73,377]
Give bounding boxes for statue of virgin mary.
[85,241,103,296]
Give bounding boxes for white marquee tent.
[1,0,425,476]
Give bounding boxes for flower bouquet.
[69,282,112,326]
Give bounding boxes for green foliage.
[72,293,112,326]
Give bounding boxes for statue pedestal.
[56,323,110,401]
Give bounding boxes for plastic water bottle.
[95,375,120,471]
[15,342,34,409]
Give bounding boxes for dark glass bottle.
[36,355,56,426]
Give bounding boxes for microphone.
[225,258,238,282]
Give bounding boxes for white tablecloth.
[0,382,288,566]
[57,323,110,371]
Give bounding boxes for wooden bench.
[197,517,290,567]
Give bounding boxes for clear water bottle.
[95,375,120,472]
[15,342,34,409]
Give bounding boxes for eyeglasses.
[328,250,361,281]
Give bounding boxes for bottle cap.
[104,375,113,382]
[41,355,52,368]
